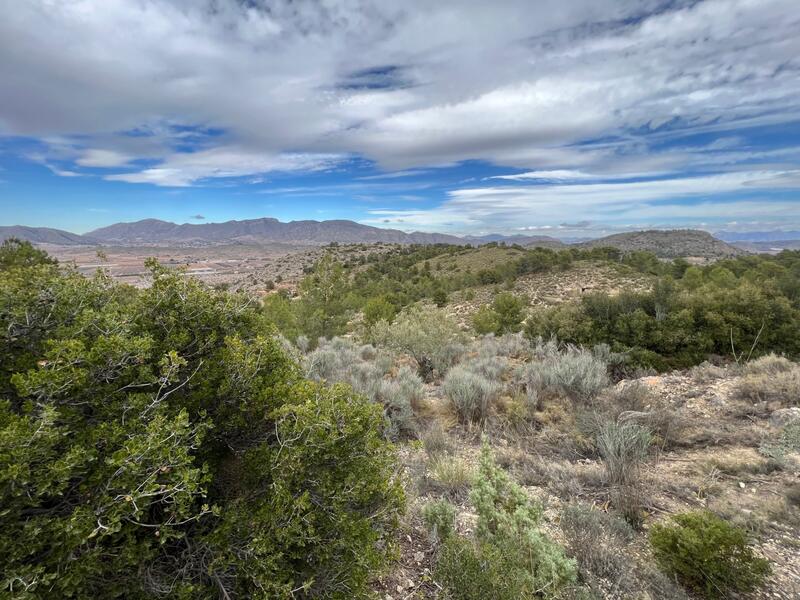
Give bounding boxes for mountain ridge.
[2,219,748,258]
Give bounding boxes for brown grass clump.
[735,368,800,406]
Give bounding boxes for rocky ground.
[374,365,800,599]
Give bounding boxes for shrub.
[472,305,499,335]
[561,504,634,587]
[596,421,651,525]
[522,344,609,403]
[378,366,423,440]
[462,354,510,380]
[363,295,396,327]
[428,456,474,500]
[371,305,466,380]
[736,368,800,405]
[422,499,457,542]
[759,421,800,466]
[471,293,526,335]
[434,443,576,599]
[561,504,688,599]
[422,421,453,458]
[690,361,727,383]
[0,255,404,599]
[744,353,796,376]
[649,511,770,598]
[442,367,498,426]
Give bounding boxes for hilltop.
[579,229,745,258]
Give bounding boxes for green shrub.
[422,499,457,542]
[472,305,499,335]
[0,252,404,599]
[649,511,770,598]
[443,366,498,426]
[363,295,396,326]
[434,443,576,599]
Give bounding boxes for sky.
[0,0,799,239]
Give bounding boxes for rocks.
[769,407,800,427]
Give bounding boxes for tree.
[472,293,526,336]
[0,248,403,598]
[0,238,56,270]
[491,292,526,334]
[297,254,350,342]
[363,295,397,326]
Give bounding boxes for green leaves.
[0,247,404,598]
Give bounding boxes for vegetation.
[527,252,800,369]
[650,511,771,598]
[0,243,403,598]
[3,238,799,598]
[433,443,577,599]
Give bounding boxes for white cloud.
[105,147,343,187]
[0,0,798,181]
[76,149,133,168]
[361,170,800,233]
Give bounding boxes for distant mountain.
[715,230,800,242]
[731,240,800,253]
[0,225,91,245]
[85,218,565,247]
[578,229,746,258]
[463,234,564,248]
[86,218,468,245]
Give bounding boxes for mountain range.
[1,218,565,248]
[0,218,757,258]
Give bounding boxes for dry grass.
[735,368,800,406]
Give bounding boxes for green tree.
[297,254,350,342]
[0,249,403,599]
[0,238,56,270]
[363,295,397,326]
[491,292,526,334]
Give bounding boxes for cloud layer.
[0,0,799,232]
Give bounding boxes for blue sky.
[1,0,799,238]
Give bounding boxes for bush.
[434,443,576,599]
[650,511,770,598]
[422,499,457,542]
[690,361,727,383]
[561,504,634,587]
[736,367,800,405]
[304,338,418,439]
[561,504,688,599]
[471,293,526,335]
[522,344,609,403]
[371,305,466,380]
[422,421,453,458]
[363,295,396,327]
[443,367,499,426]
[0,255,404,598]
[428,456,474,500]
[596,421,651,525]
[744,353,796,376]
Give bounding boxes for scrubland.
[2,238,799,598]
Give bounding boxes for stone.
[769,407,800,427]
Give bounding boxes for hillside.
[86,218,565,247]
[0,225,91,245]
[579,229,745,258]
